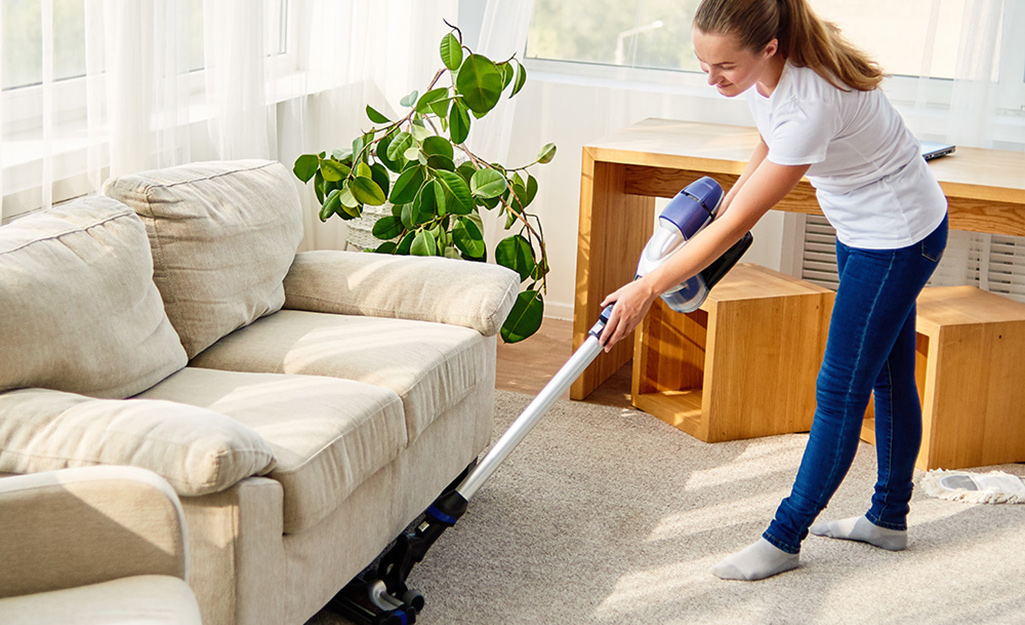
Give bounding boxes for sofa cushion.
[190,310,489,446]
[0,388,275,496]
[103,160,303,358]
[0,197,187,399]
[136,367,406,534]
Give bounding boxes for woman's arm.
[721,136,770,213]
[598,156,810,350]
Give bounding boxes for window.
[526,0,701,73]
[1,0,296,222]
[525,0,1024,105]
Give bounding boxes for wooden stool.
[860,286,1025,470]
[632,263,833,442]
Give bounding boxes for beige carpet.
[309,390,1025,625]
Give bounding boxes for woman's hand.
[598,277,660,352]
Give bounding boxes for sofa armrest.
[0,466,188,599]
[283,250,520,336]
[0,387,276,498]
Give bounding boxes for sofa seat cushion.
[190,309,489,446]
[0,388,276,497]
[0,575,202,625]
[136,367,406,534]
[103,160,303,359]
[0,196,186,398]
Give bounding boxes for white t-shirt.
[747,62,947,249]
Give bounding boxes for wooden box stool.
[632,263,834,442]
[860,286,1025,470]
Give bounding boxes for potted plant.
[293,23,555,343]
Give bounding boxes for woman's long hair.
[694,0,883,91]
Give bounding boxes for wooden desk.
[572,118,1025,400]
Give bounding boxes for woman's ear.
[764,38,779,58]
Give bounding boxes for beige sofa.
[0,160,520,625]
[0,466,202,625]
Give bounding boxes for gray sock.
[809,515,907,551]
[711,538,800,581]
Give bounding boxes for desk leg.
[571,153,655,400]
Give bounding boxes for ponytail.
[694,0,883,91]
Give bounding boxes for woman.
[599,0,948,581]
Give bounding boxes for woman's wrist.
[636,274,663,302]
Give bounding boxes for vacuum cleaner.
[330,176,753,625]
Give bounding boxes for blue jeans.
[763,215,948,554]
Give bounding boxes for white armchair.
[0,466,202,625]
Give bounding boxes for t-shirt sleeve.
[765,98,837,166]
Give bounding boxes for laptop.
[920,140,956,161]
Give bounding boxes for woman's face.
[693,28,779,97]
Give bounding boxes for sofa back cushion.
[0,197,187,398]
[103,160,303,358]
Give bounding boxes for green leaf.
[314,170,325,203]
[523,173,539,206]
[390,165,425,205]
[537,142,557,164]
[410,120,432,141]
[372,215,404,240]
[511,60,527,97]
[352,135,367,163]
[453,217,486,258]
[376,132,403,173]
[293,154,319,183]
[456,161,477,185]
[500,62,515,89]
[413,180,438,224]
[411,230,438,256]
[501,290,544,343]
[433,170,474,215]
[319,189,341,222]
[430,98,451,119]
[455,54,504,115]
[496,234,535,281]
[470,168,508,199]
[338,182,359,209]
[366,105,390,124]
[375,241,398,254]
[399,202,415,230]
[416,88,449,114]
[320,158,349,182]
[423,136,455,171]
[387,132,414,162]
[356,162,372,179]
[440,32,463,71]
[396,231,416,255]
[422,136,454,160]
[370,162,391,198]
[400,90,419,108]
[449,100,471,144]
[351,176,387,206]
[404,147,423,162]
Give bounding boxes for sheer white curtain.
[473,0,536,255]
[0,0,459,249]
[920,0,1015,291]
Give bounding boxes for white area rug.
[310,390,1025,625]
